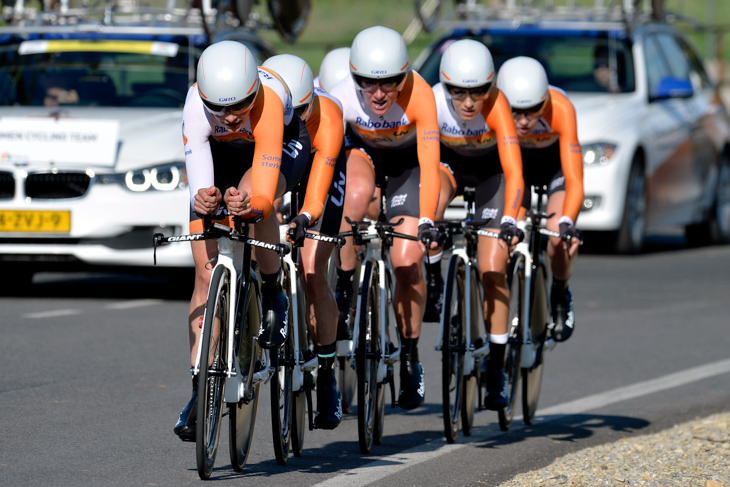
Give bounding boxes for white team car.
[0,8,275,282]
[413,4,730,252]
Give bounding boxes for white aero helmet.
[349,26,409,85]
[262,54,314,114]
[439,39,495,89]
[196,40,260,113]
[318,47,350,93]
[496,56,550,109]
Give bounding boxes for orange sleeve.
[300,96,343,222]
[249,86,285,221]
[408,75,441,223]
[486,90,524,220]
[548,89,584,223]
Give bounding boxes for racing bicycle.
[154,216,289,480]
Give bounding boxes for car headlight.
[582,143,617,166]
[100,162,188,192]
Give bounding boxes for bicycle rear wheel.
[522,259,549,425]
[357,260,381,454]
[460,263,482,437]
[229,277,261,472]
[196,266,229,480]
[271,267,297,465]
[499,254,525,431]
[441,255,466,444]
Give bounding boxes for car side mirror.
[651,77,694,101]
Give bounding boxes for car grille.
[25,172,91,199]
[0,172,14,199]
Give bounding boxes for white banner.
[0,118,119,167]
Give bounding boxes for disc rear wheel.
[441,256,466,444]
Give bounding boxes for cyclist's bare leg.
[546,190,578,280]
[300,237,337,346]
[189,237,219,366]
[337,153,376,272]
[428,170,456,258]
[236,168,288,275]
[389,215,426,339]
[477,236,510,336]
[478,235,511,409]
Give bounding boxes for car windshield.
[0,38,199,108]
[418,31,635,94]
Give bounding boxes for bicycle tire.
[499,254,525,431]
[290,272,308,457]
[270,284,294,465]
[229,276,261,472]
[522,259,549,425]
[460,263,481,437]
[196,265,229,480]
[357,260,380,454]
[441,255,466,444]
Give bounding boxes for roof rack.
[0,0,272,38]
[404,0,662,44]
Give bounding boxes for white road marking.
[23,309,82,319]
[313,357,730,487]
[104,299,164,310]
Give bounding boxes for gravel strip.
[498,412,730,487]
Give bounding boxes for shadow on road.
[477,413,651,450]
[1,269,194,301]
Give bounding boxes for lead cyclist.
[173,41,311,441]
[497,56,584,342]
[330,26,443,410]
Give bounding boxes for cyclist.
[330,26,442,411]
[262,54,347,429]
[313,47,351,93]
[173,41,311,441]
[497,56,584,343]
[430,39,524,410]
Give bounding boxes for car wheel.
[612,157,646,254]
[685,152,730,246]
[0,264,34,295]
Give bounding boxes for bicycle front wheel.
[461,263,482,437]
[499,254,525,431]
[229,277,261,472]
[522,259,549,425]
[441,255,466,444]
[196,266,230,480]
[357,260,381,454]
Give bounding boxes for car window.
[676,37,712,91]
[416,32,635,93]
[643,34,672,98]
[655,33,691,81]
[0,39,200,108]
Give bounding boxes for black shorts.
[440,145,506,229]
[520,143,565,209]
[190,115,311,222]
[345,126,422,220]
[291,144,347,237]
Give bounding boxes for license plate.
[0,210,71,233]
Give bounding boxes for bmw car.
[413,6,730,252]
[0,12,275,283]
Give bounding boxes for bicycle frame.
[350,220,401,383]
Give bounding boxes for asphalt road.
[1,237,729,487]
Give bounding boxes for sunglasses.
[444,83,491,101]
[201,92,256,117]
[353,74,405,93]
[512,100,545,120]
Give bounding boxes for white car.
[0,7,275,283]
[413,4,730,252]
